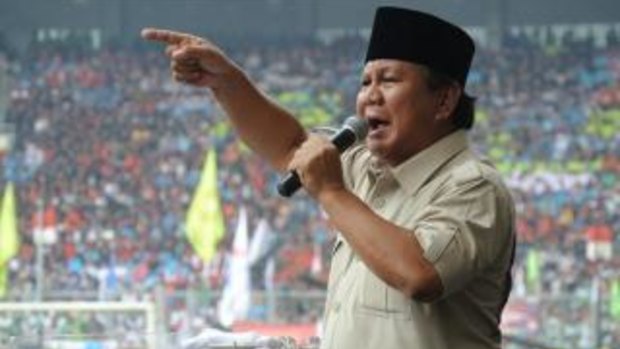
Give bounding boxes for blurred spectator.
[0,28,618,346]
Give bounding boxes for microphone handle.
[276,171,301,197]
[331,129,356,152]
[276,129,356,197]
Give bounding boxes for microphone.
[277,116,369,197]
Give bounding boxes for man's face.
[356,59,443,166]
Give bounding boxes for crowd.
[0,27,618,347]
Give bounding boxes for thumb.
[173,45,231,74]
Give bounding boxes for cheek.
[392,87,432,116]
[355,94,365,114]
[388,95,415,121]
[389,101,422,133]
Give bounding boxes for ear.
[434,83,462,122]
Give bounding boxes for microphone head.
[343,116,369,141]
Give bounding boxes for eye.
[381,74,399,83]
[360,77,371,87]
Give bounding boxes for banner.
[525,248,541,292]
[218,206,251,327]
[611,279,620,320]
[0,182,19,298]
[185,149,226,264]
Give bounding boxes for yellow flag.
[185,149,226,264]
[611,279,620,319]
[0,182,19,298]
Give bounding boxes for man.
[143,6,515,349]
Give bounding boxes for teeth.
[368,119,385,129]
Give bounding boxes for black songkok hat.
[365,7,475,86]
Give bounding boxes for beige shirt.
[321,130,515,349]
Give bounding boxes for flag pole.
[35,183,45,301]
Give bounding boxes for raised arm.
[141,28,306,171]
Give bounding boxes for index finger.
[141,28,192,45]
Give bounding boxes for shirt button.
[333,303,341,313]
[374,199,385,209]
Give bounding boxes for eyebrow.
[363,65,404,76]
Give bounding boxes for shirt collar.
[389,130,469,197]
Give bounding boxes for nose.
[363,83,382,105]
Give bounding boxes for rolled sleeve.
[413,178,506,297]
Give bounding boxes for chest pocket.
[353,171,450,321]
[355,261,413,320]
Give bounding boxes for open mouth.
[367,117,389,132]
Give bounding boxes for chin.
[366,139,387,158]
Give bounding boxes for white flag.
[248,217,273,266]
[217,206,251,327]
